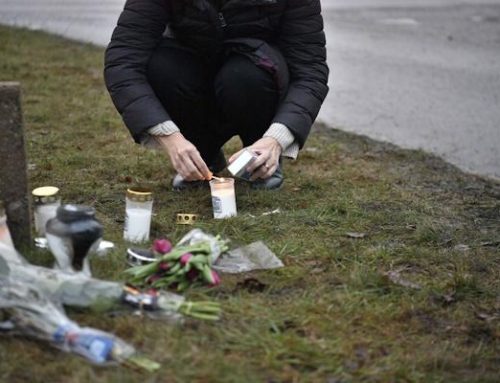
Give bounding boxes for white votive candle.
[32,186,61,236]
[124,187,153,243]
[124,208,152,243]
[210,178,237,219]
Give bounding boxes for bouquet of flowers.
[124,229,229,292]
[0,242,221,322]
[0,276,159,372]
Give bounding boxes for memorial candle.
[124,187,153,243]
[209,178,237,219]
[32,186,61,236]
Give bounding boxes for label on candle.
[212,197,222,215]
[212,195,237,219]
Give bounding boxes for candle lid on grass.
[127,187,153,202]
[32,186,60,204]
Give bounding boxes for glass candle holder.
[210,178,237,219]
[33,186,61,236]
[124,187,153,243]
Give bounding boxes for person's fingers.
[184,157,204,181]
[173,158,188,180]
[190,151,211,179]
[251,149,280,180]
[250,166,266,181]
[250,161,276,180]
[247,151,270,173]
[262,162,278,179]
[174,150,202,181]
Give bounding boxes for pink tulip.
[186,269,199,281]
[180,253,193,266]
[153,239,172,254]
[146,274,162,285]
[158,262,170,271]
[209,270,221,287]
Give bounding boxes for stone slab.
[0,82,32,248]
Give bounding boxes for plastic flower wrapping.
[0,237,223,371]
[125,229,229,292]
[0,242,220,321]
[0,223,285,371]
[0,276,159,371]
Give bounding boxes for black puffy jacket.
[104,0,329,148]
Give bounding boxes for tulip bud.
[153,239,173,254]
[210,270,221,286]
[147,274,162,285]
[158,262,170,271]
[201,265,221,286]
[186,269,199,281]
[180,253,193,266]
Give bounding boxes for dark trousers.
[147,40,287,165]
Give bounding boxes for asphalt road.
[321,0,500,179]
[1,0,499,178]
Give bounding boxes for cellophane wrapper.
[0,276,136,365]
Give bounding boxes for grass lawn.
[0,26,499,383]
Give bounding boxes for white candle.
[123,187,154,243]
[32,186,61,236]
[34,203,60,236]
[124,208,152,243]
[210,178,237,219]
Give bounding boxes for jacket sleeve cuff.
[148,120,180,136]
[264,122,299,159]
[141,120,180,150]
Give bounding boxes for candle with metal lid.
[33,186,61,236]
[124,187,153,243]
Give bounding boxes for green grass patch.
[1,26,499,382]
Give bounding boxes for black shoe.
[172,174,206,191]
[172,150,227,191]
[250,163,284,190]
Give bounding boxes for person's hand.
[156,132,211,181]
[229,137,282,181]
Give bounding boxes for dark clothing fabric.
[104,0,329,148]
[147,40,286,164]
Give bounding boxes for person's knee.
[147,47,206,101]
[215,55,277,111]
